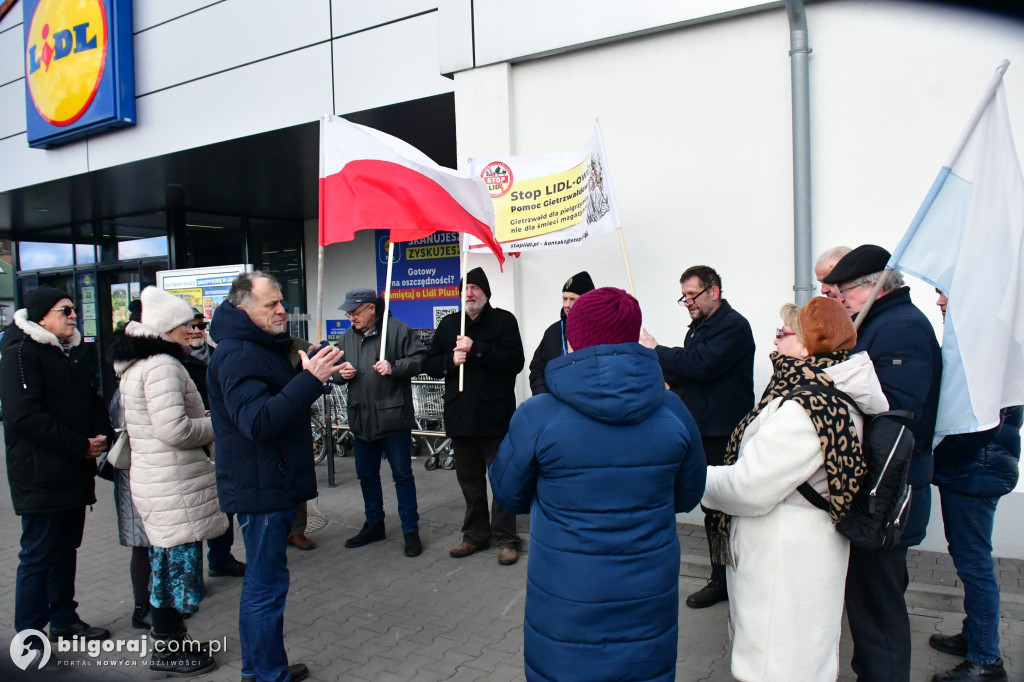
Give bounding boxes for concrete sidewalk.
[0,447,1021,681]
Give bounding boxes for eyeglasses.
[677,286,711,307]
[836,283,864,298]
[775,328,797,340]
[192,321,208,330]
[347,303,369,319]
[50,305,75,317]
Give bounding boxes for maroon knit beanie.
[566,287,642,351]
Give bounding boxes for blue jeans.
[15,507,86,634]
[353,432,419,534]
[939,487,1001,665]
[238,509,296,682]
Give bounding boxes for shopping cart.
[310,382,354,464]
[411,375,454,470]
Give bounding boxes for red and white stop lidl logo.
[24,0,108,127]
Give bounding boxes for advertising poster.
[110,283,129,328]
[469,121,621,251]
[325,320,346,343]
[158,265,250,324]
[374,230,461,330]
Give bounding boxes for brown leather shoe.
[287,533,316,551]
[449,541,488,558]
[498,545,518,566]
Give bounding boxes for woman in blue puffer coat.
[490,287,707,682]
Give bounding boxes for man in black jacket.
[528,271,595,395]
[640,265,755,608]
[0,287,113,653]
[335,288,427,558]
[424,267,525,566]
[208,272,341,682]
[824,245,942,682]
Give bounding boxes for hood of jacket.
[107,321,187,374]
[2,308,82,353]
[210,300,291,353]
[545,342,667,426]
[823,350,889,415]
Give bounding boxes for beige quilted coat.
[114,323,227,549]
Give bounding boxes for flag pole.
[617,228,637,297]
[856,60,1011,329]
[316,246,325,343]
[380,241,395,362]
[458,232,468,392]
[945,60,1010,168]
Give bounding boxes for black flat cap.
[822,244,891,284]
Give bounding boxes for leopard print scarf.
[708,351,866,568]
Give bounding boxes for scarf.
[708,351,866,567]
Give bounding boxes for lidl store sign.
[22,0,135,149]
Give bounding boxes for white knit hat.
[140,286,195,334]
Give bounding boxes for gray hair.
[779,303,802,341]
[226,270,280,307]
[815,246,852,270]
[849,269,904,292]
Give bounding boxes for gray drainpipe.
[786,0,814,305]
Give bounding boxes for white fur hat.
[140,286,195,334]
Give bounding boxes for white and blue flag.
[889,62,1024,437]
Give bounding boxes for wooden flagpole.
[617,227,637,297]
[379,241,395,362]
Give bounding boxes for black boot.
[131,604,151,630]
[932,659,1007,682]
[344,521,386,548]
[149,631,216,678]
[685,580,728,609]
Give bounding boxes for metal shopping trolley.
[411,375,454,470]
[310,382,354,464]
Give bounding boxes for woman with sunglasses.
[108,287,227,677]
[701,298,888,682]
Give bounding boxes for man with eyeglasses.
[639,265,754,609]
[0,286,114,656]
[335,288,427,558]
[822,244,941,682]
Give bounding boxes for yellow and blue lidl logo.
[25,0,108,126]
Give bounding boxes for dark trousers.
[15,507,86,633]
[206,513,236,570]
[130,546,151,607]
[452,435,518,547]
[700,436,730,584]
[940,488,1002,665]
[354,431,420,534]
[845,546,911,682]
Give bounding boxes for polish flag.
[318,116,504,266]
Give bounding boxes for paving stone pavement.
[0,440,1021,681]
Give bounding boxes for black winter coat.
[655,300,755,437]
[0,310,111,515]
[933,405,1021,498]
[852,287,942,548]
[528,312,568,395]
[423,303,525,437]
[207,301,322,514]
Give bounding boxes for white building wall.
[453,1,1024,555]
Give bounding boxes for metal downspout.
[786,0,814,305]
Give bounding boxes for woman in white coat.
[702,297,888,682]
[108,286,227,678]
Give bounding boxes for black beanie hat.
[462,267,492,299]
[26,286,71,323]
[562,271,595,296]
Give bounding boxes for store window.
[184,213,244,268]
[250,218,304,313]
[18,242,74,270]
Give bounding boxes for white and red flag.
[318,115,504,267]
